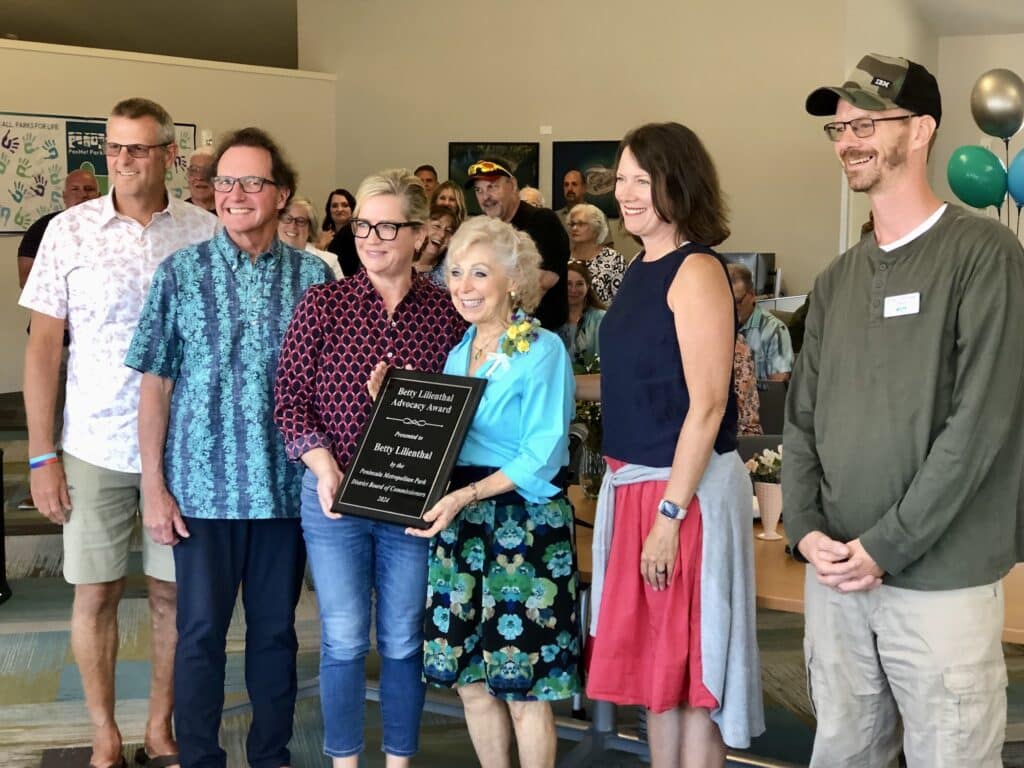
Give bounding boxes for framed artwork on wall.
[552,140,620,219]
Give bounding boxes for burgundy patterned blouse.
[274,269,468,470]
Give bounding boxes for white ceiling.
[914,0,1024,36]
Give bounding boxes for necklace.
[471,330,503,361]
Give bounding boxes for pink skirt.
[585,459,718,713]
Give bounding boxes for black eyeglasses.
[280,215,310,227]
[351,219,419,241]
[103,141,171,158]
[210,175,279,193]
[823,115,916,142]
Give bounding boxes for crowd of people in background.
[15,47,1024,768]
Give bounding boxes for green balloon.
[947,145,1007,209]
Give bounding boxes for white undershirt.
[878,204,947,252]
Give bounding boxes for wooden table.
[571,487,1024,644]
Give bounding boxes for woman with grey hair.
[277,195,343,279]
[374,215,580,768]
[274,168,467,766]
[568,203,626,304]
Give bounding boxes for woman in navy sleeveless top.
[585,123,764,765]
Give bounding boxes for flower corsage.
[501,310,541,357]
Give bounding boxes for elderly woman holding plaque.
[403,216,580,768]
[273,168,465,766]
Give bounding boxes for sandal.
[133,747,180,768]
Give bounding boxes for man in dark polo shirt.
[465,157,569,329]
[17,169,99,286]
[785,53,1024,767]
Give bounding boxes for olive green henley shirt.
[783,204,1024,590]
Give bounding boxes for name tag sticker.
[883,292,920,318]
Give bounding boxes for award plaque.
[332,369,486,528]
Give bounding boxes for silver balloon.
[971,68,1024,139]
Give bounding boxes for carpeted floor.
[1,392,1021,767]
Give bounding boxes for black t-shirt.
[17,212,59,259]
[327,227,362,277]
[509,202,570,329]
[18,211,70,346]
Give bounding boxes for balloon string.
[1018,206,1021,238]
[1006,139,1011,226]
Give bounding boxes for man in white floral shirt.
[20,97,217,768]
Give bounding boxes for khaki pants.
[803,566,1006,767]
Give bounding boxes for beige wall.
[0,39,336,393]
[934,32,1024,232]
[842,0,938,250]
[298,0,846,295]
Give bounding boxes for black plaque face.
[333,369,486,527]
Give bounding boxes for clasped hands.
[798,531,884,592]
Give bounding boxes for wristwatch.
[658,498,687,520]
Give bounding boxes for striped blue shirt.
[125,229,333,520]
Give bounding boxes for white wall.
[934,32,1024,235]
[0,39,336,393]
[298,0,846,296]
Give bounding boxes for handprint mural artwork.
[31,174,47,197]
[1,129,21,153]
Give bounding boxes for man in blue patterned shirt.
[126,127,332,768]
[728,263,794,385]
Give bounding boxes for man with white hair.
[184,147,216,212]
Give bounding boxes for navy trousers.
[173,517,306,768]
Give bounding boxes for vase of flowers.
[746,445,784,541]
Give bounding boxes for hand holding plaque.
[332,368,485,528]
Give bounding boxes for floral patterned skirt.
[423,494,582,701]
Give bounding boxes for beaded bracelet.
[29,452,59,470]
[469,482,479,503]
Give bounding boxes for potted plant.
[746,445,783,540]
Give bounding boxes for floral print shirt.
[19,194,218,472]
[734,335,762,436]
[125,230,332,519]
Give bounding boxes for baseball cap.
[806,53,942,127]
[464,158,514,189]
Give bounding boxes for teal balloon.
[947,145,1007,209]
[1008,149,1024,206]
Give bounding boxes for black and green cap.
[806,53,942,127]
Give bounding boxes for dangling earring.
[509,289,519,310]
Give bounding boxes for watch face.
[659,499,682,519]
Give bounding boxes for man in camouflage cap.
[785,53,1024,766]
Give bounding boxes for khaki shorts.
[803,566,1006,767]
[62,452,175,584]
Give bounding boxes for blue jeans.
[300,470,428,757]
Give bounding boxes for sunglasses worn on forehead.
[468,160,511,176]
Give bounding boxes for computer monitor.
[721,252,777,296]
